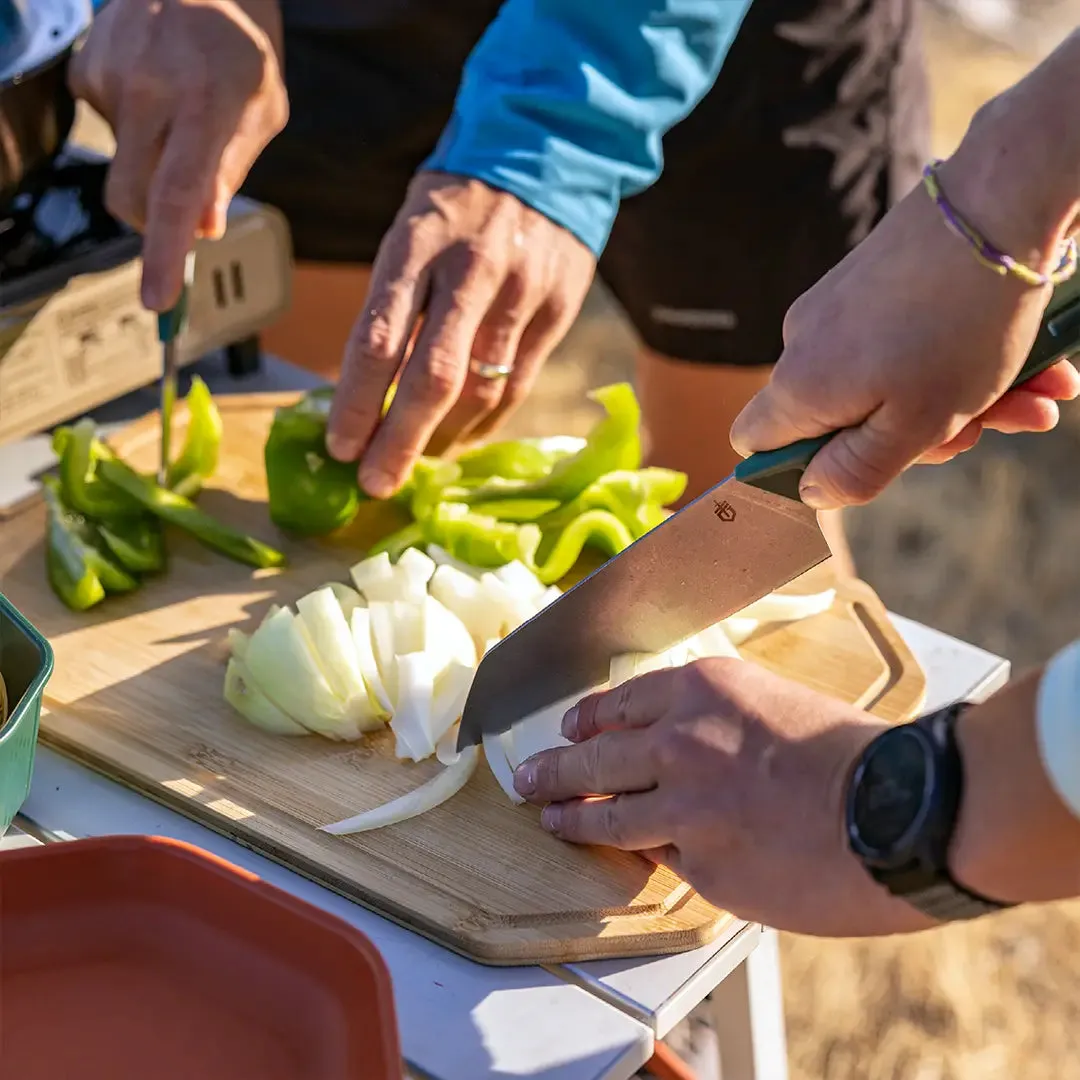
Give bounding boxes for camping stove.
[0,147,292,446]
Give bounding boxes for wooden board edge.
[838,579,928,723]
[37,726,734,967]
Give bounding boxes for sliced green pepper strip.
[456,441,556,481]
[533,509,634,585]
[368,521,426,560]
[469,498,562,522]
[264,389,366,536]
[537,468,686,539]
[466,383,642,503]
[98,516,166,574]
[166,375,223,499]
[53,420,142,520]
[423,503,541,569]
[97,455,286,569]
[409,458,463,521]
[42,476,138,610]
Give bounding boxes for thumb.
[796,406,931,509]
[729,382,815,460]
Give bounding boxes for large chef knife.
[457,275,1080,751]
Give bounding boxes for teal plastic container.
[0,591,54,835]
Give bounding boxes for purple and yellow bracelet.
[922,158,1077,288]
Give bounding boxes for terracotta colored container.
[0,835,403,1079]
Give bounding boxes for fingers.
[797,404,950,510]
[538,792,675,851]
[1019,359,1080,400]
[357,255,500,495]
[980,390,1060,434]
[327,242,429,468]
[140,110,234,310]
[470,296,573,439]
[513,728,658,804]
[104,93,169,233]
[424,273,537,453]
[564,669,678,742]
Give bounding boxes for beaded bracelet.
[921,158,1077,287]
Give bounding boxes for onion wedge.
[224,657,309,737]
[320,746,480,835]
[483,728,525,805]
[349,607,392,716]
[737,588,835,623]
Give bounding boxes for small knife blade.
[157,252,196,486]
[456,305,1079,752]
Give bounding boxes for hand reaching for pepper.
[325,172,597,498]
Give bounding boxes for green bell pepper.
[423,503,542,569]
[264,389,366,536]
[465,383,641,503]
[537,467,686,539]
[166,375,223,499]
[42,475,138,611]
[53,420,142,520]
[97,454,286,569]
[533,509,634,585]
[98,516,166,574]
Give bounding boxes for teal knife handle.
[157,252,196,343]
[735,277,1080,502]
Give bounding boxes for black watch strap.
[862,702,1016,922]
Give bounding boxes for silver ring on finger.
[470,359,513,381]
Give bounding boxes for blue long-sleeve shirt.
[279,1,753,255]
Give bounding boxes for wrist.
[940,38,1080,275]
[951,670,1080,904]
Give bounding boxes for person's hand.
[326,172,597,498]
[512,658,931,937]
[68,0,287,311]
[729,151,1080,510]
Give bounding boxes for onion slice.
[483,728,525,805]
[320,746,480,834]
[737,588,835,624]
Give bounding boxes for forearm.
[425,0,752,254]
[952,651,1080,904]
[941,28,1080,271]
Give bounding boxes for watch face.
[850,728,933,857]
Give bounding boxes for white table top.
[2,352,1012,1080]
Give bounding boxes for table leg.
[708,929,788,1080]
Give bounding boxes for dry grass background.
[70,6,1080,1076]
[495,7,1080,1078]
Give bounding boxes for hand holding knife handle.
[736,278,1080,502]
[157,251,196,486]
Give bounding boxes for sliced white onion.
[426,543,482,578]
[391,599,424,655]
[224,657,309,737]
[296,587,380,732]
[493,560,545,601]
[508,694,579,767]
[533,585,562,613]
[391,652,437,761]
[436,722,463,766]
[422,594,477,671]
[320,746,480,834]
[227,627,250,660]
[396,546,436,591]
[737,588,835,624]
[322,581,365,621]
[245,607,361,740]
[350,552,395,598]
[368,602,398,698]
[719,617,758,645]
[685,623,741,661]
[349,607,392,716]
[430,661,475,746]
[483,728,525,805]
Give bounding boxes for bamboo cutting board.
[0,394,926,965]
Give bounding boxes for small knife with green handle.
[157,251,196,487]
[457,275,1080,750]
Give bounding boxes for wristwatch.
[844,701,1015,922]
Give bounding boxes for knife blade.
[456,287,1080,752]
[157,251,196,486]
